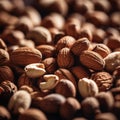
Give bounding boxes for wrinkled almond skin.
[71,37,90,56]
[54,68,77,88]
[42,57,58,73]
[80,50,105,71]
[57,47,74,68]
[10,47,42,66]
[56,36,76,51]
[93,43,111,58]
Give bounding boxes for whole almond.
[71,37,90,56]
[26,26,52,45]
[54,68,77,88]
[36,45,56,59]
[42,57,58,73]
[80,50,105,71]
[93,43,111,58]
[57,47,74,68]
[86,11,109,26]
[104,36,120,51]
[0,66,14,83]
[10,47,42,66]
[39,93,66,113]
[60,97,81,120]
[41,12,65,30]
[56,36,76,51]
[55,79,76,98]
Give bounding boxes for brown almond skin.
[71,37,90,56]
[70,65,91,79]
[39,93,66,113]
[80,50,105,71]
[86,11,109,26]
[42,57,58,74]
[18,108,47,120]
[36,45,56,59]
[95,92,114,112]
[57,47,74,68]
[17,73,34,89]
[56,36,76,51]
[104,36,120,51]
[4,30,25,46]
[0,66,14,83]
[10,47,42,66]
[26,26,52,45]
[93,44,111,58]
[54,68,77,88]
[81,97,100,119]
[60,97,81,120]
[55,79,76,98]
[92,29,106,43]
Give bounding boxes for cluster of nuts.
[0,0,120,120]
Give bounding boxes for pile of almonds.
[0,0,120,120]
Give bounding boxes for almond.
[57,47,74,68]
[80,50,105,71]
[10,47,42,66]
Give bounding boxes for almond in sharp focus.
[71,37,90,56]
[93,43,111,58]
[80,50,105,71]
[10,47,42,66]
[57,47,74,68]
[56,36,76,51]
